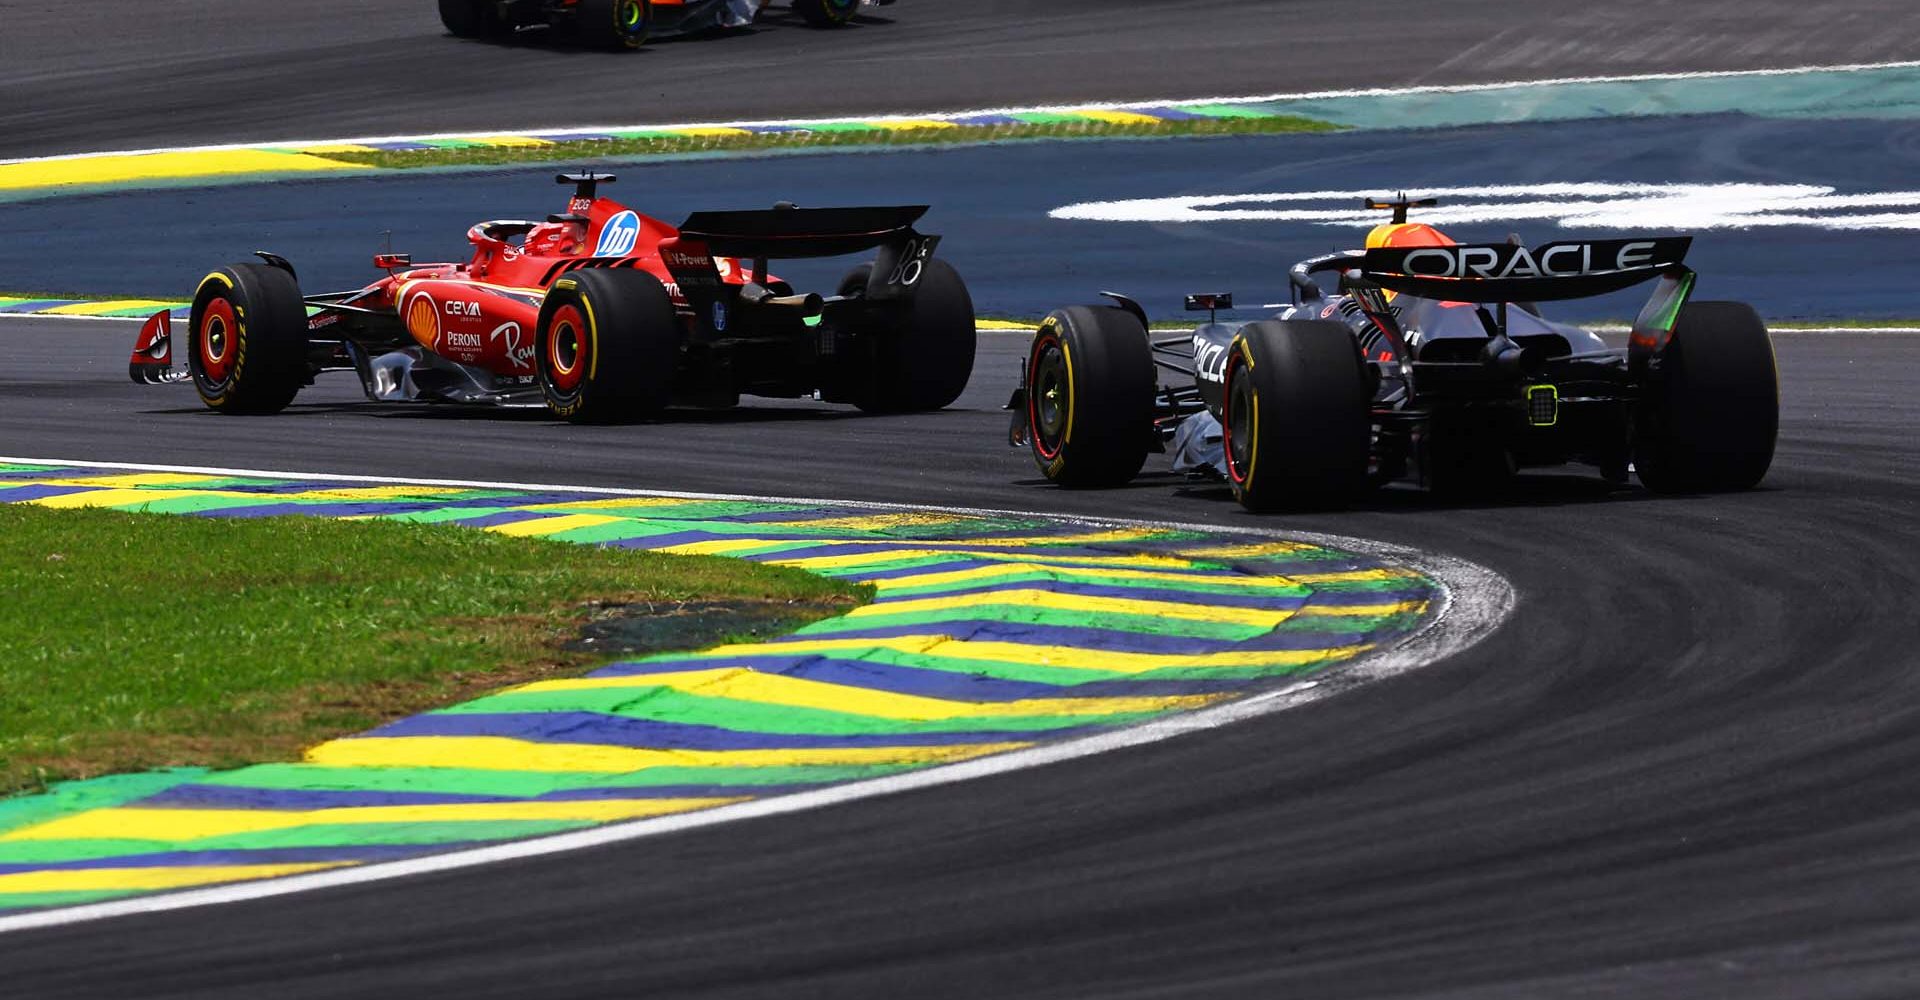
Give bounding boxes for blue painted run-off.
[6,113,1920,321]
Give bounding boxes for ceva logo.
[594,210,641,257]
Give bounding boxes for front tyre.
[538,268,680,424]
[1024,305,1155,487]
[836,260,977,413]
[794,0,859,27]
[569,0,651,49]
[188,264,309,415]
[1635,301,1778,492]
[1222,320,1372,512]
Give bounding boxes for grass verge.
[0,505,864,794]
[312,115,1340,170]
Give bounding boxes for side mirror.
[1289,269,1324,304]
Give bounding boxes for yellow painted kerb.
[0,149,361,192]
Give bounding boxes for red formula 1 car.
[129,172,975,423]
[437,0,893,50]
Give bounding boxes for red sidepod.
[397,279,544,377]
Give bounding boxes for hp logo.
[593,210,641,257]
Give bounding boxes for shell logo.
[405,293,439,346]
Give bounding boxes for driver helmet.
[524,220,586,257]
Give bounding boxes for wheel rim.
[198,297,236,384]
[1224,353,1256,487]
[1028,335,1069,459]
[545,304,588,394]
[616,0,644,34]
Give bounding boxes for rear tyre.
[1222,320,1372,512]
[1635,301,1778,492]
[835,260,977,413]
[1024,305,1155,487]
[438,0,512,38]
[794,0,859,27]
[568,0,650,49]
[187,264,309,415]
[538,269,680,424]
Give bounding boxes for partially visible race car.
[437,0,893,49]
[1009,196,1778,511]
[129,172,974,423]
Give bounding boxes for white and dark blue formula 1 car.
[1009,196,1779,512]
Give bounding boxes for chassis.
[130,172,975,423]
[437,0,894,49]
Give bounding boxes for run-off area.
[7,112,1920,323]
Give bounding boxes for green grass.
[0,505,864,793]
[314,115,1340,171]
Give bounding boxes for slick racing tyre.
[835,260,977,414]
[1024,305,1155,487]
[537,269,680,423]
[1222,320,1372,512]
[187,263,310,415]
[569,0,650,49]
[1635,301,1778,492]
[438,0,513,39]
[795,0,859,27]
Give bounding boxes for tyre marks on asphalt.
[0,463,1441,914]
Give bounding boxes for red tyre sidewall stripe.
[1223,351,1249,487]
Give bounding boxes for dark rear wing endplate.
[677,205,930,259]
[676,204,939,303]
[1361,237,1692,303]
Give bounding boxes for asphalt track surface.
[3,322,1920,997]
[8,0,1920,158]
[8,0,1920,995]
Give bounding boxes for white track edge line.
[6,59,1918,166]
[0,456,1513,933]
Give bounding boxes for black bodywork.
[1012,220,1703,489]
[494,0,894,38]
